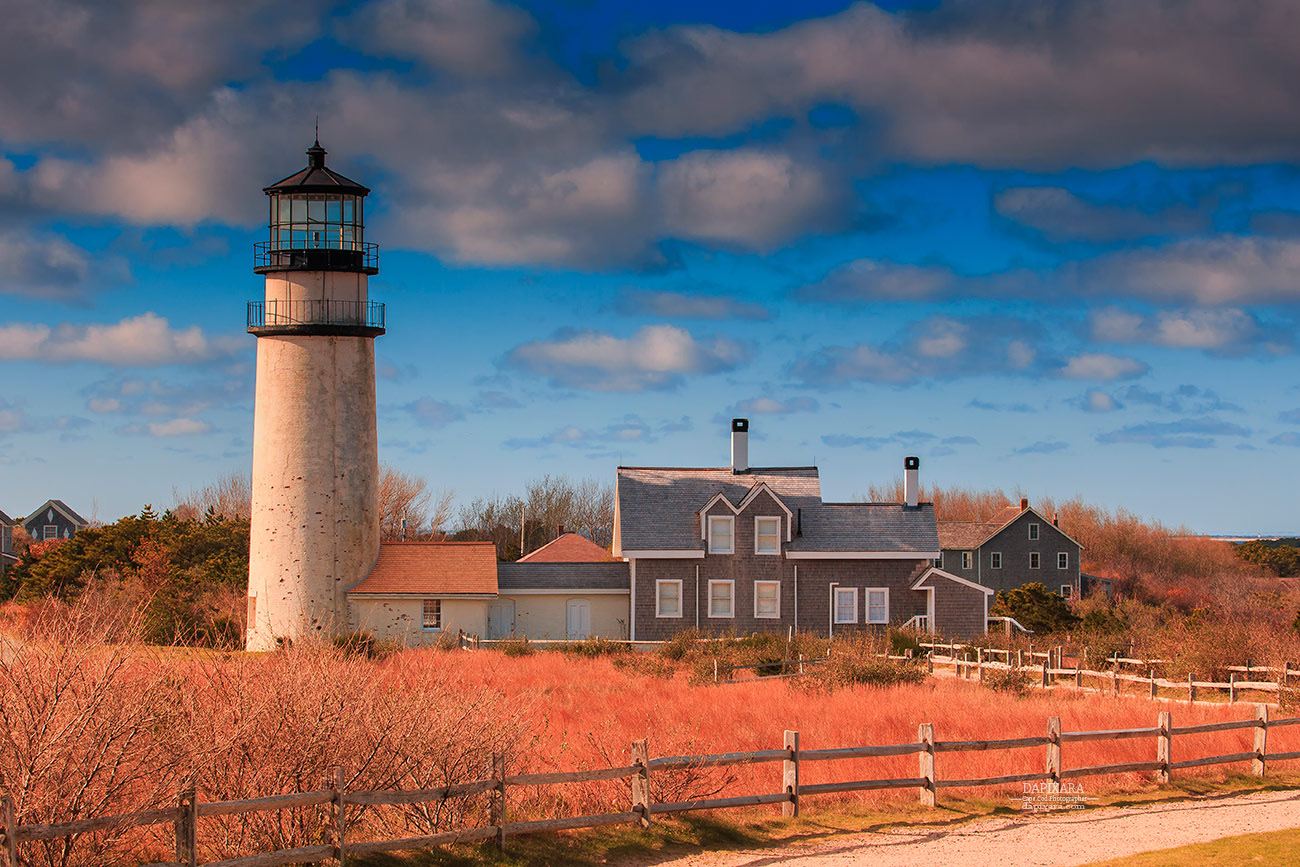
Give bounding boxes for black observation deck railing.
[247,300,386,337]
[254,241,379,274]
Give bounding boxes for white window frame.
[707,579,735,618]
[961,551,972,569]
[833,587,858,624]
[707,516,735,555]
[1030,552,1041,569]
[655,579,683,619]
[754,516,781,555]
[1060,584,1073,598]
[1058,552,1069,569]
[865,588,889,624]
[422,599,442,631]
[43,525,57,540]
[1028,522,1040,541]
[990,551,1002,569]
[753,580,781,619]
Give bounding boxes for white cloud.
[1058,353,1149,382]
[732,396,819,415]
[657,149,843,249]
[1083,389,1121,413]
[354,0,536,78]
[797,259,953,304]
[611,289,769,320]
[505,324,750,391]
[0,230,108,300]
[1090,307,1275,355]
[145,418,212,437]
[0,313,241,366]
[1085,237,1300,305]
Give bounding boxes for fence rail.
[3,705,1298,867]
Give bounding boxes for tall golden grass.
[2,600,1289,866]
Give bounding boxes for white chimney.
[731,418,749,473]
[904,456,920,508]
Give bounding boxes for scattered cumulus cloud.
[1269,432,1300,447]
[1056,353,1148,382]
[0,313,242,366]
[727,396,819,417]
[1279,408,1300,424]
[1013,440,1069,455]
[1090,307,1279,355]
[403,397,466,429]
[505,414,675,450]
[505,324,750,391]
[1120,385,1241,415]
[610,288,769,320]
[995,187,1205,242]
[821,429,940,450]
[1081,389,1122,413]
[796,259,953,304]
[968,399,1036,413]
[1097,417,1250,449]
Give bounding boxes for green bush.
[502,637,534,657]
[332,631,397,660]
[991,583,1081,635]
[985,665,1032,697]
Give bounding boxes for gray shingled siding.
[23,506,80,542]
[943,511,1081,597]
[496,562,629,591]
[632,491,934,640]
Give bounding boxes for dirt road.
[641,789,1300,866]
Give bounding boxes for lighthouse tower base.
[245,332,379,651]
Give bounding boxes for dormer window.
[708,516,734,554]
[754,517,780,554]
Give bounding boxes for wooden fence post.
[1157,711,1172,784]
[490,752,506,852]
[1149,669,1157,700]
[332,766,347,866]
[918,723,936,807]
[1188,674,1197,704]
[976,648,984,682]
[631,739,651,828]
[1229,674,1237,704]
[2,793,17,867]
[1041,660,1049,688]
[1111,669,1119,697]
[782,731,800,818]
[1075,665,1082,690]
[1254,705,1269,777]
[174,787,197,867]
[1016,649,1023,669]
[1046,717,1061,794]
[713,659,719,684]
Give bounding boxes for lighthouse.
[244,140,384,651]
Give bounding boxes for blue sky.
[3,0,1300,533]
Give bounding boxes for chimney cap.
[732,418,749,432]
[904,456,920,470]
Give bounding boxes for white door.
[566,599,591,640]
[488,600,515,639]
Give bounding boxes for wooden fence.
[3,707,1298,867]
[920,642,1300,706]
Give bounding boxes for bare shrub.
[173,472,251,522]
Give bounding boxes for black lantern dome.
[254,140,378,275]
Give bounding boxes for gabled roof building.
[937,499,1084,598]
[614,419,992,639]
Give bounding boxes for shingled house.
[937,499,1083,597]
[0,510,15,580]
[614,419,993,639]
[22,499,88,541]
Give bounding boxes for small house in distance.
[937,499,1083,597]
[0,510,16,579]
[21,499,88,542]
[348,542,499,641]
[497,531,628,640]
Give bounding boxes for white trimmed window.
[866,588,889,624]
[422,599,442,630]
[656,579,683,618]
[1028,523,1040,540]
[754,580,780,619]
[990,551,1002,569]
[1060,584,1073,598]
[833,587,858,624]
[754,517,781,555]
[961,551,972,569]
[1030,552,1041,569]
[43,525,57,540]
[708,580,734,618]
[708,516,734,554]
[936,552,944,568]
[1058,552,1069,569]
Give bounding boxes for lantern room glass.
[268,193,364,251]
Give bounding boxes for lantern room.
[254,140,379,275]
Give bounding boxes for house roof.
[938,505,1083,550]
[519,532,614,563]
[616,466,822,551]
[0,510,12,526]
[937,521,1004,549]
[347,542,498,596]
[497,562,630,592]
[787,503,940,553]
[23,500,88,528]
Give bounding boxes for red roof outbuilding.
[519,532,614,563]
[348,542,498,596]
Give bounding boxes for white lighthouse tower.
[245,140,384,651]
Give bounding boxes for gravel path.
[638,789,1300,867]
